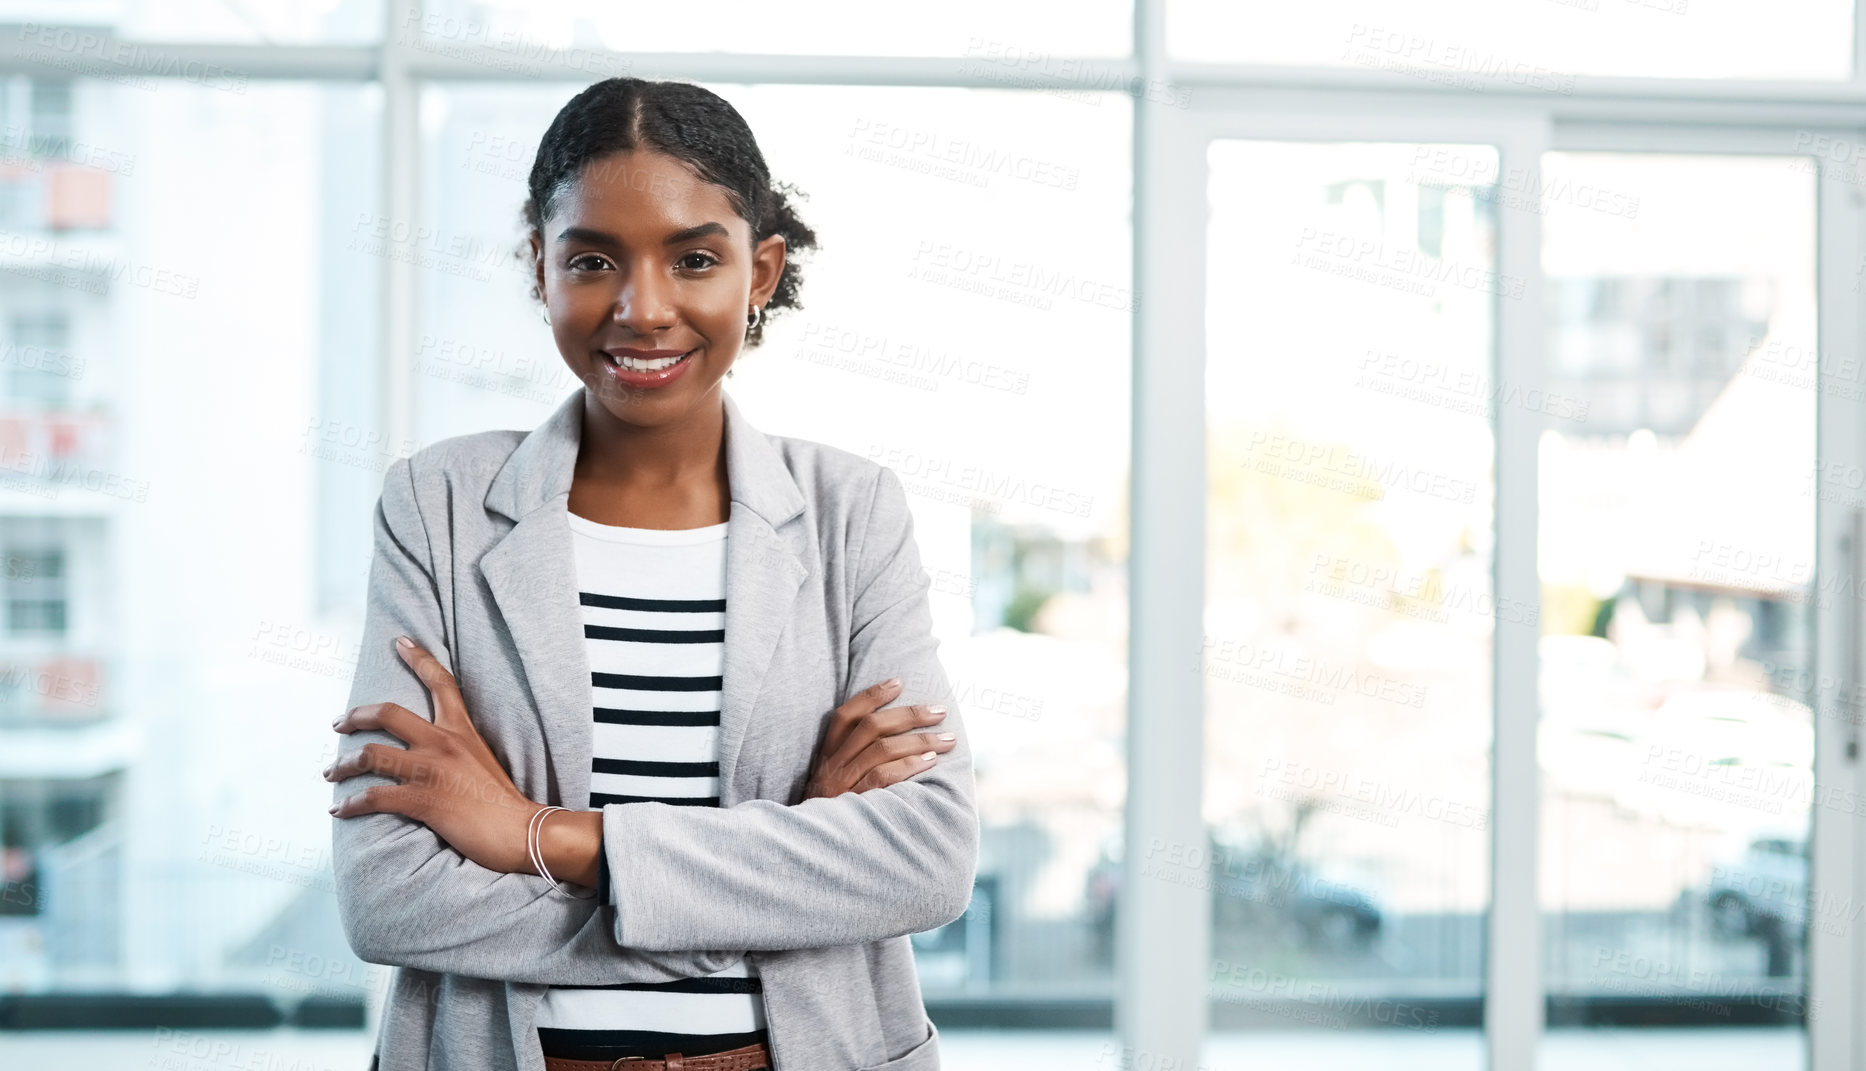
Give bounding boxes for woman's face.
[531,148,786,428]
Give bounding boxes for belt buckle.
[608,1059,648,1069]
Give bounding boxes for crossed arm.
[327,457,979,984]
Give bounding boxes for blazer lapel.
[480,502,591,808]
[717,499,809,804]
[479,388,810,810]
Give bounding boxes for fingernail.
[883,677,901,689]
[321,765,333,779]
[928,705,947,715]
[937,732,956,741]
[395,635,413,650]
[920,751,937,761]
[328,806,339,815]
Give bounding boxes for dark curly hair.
[516,77,818,351]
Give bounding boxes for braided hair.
[517,77,818,351]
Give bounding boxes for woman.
[325,77,977,1071]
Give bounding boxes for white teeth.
[611,351,689,372]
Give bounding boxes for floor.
[0,1026,1806,1069]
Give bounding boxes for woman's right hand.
[803,678,958,800]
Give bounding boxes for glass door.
[1196,134,1510,1071]
[1158,105,1866,1070]
[1535,150,1815,1070]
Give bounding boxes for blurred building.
[0,11,379,1005]
[0,71,127,993]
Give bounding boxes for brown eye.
[568,253,610,271]
[679,252,720,271]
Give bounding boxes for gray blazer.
[329,386,978,1071]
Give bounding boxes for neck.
[575,389,726,491]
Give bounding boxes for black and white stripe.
[536,510,768,1062]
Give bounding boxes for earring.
[747,304,763,331]
[540,304,551,325]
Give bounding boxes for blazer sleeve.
[599,463,982,951]
[330,455,747,984]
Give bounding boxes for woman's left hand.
[327,636,540,876]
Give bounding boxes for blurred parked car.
[1084,828,1383,961]
[912,874,999,992]
[1705,833,1805,977]
[1707,834,1806,938]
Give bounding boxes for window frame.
[0,2,1859,1067]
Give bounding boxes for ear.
[751,233,787,308]
[528,233,547,303]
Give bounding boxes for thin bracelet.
[526,805,556,883]
[539,807,597,900]
[530,805,597,900]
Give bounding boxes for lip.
[604,347,691,359]
[598,347,696,390]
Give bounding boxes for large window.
[2,3,1866,1070]
[0,76,381,1022]
[418,0,1132,58]
[1166,0,1856,80]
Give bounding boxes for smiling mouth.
[605,349,694,372]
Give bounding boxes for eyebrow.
[555,222,730,247]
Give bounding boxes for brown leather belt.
[541,1039,772,1071]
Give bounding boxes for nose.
[611,262,677,336]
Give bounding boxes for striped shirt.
[534,508,769,1062]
